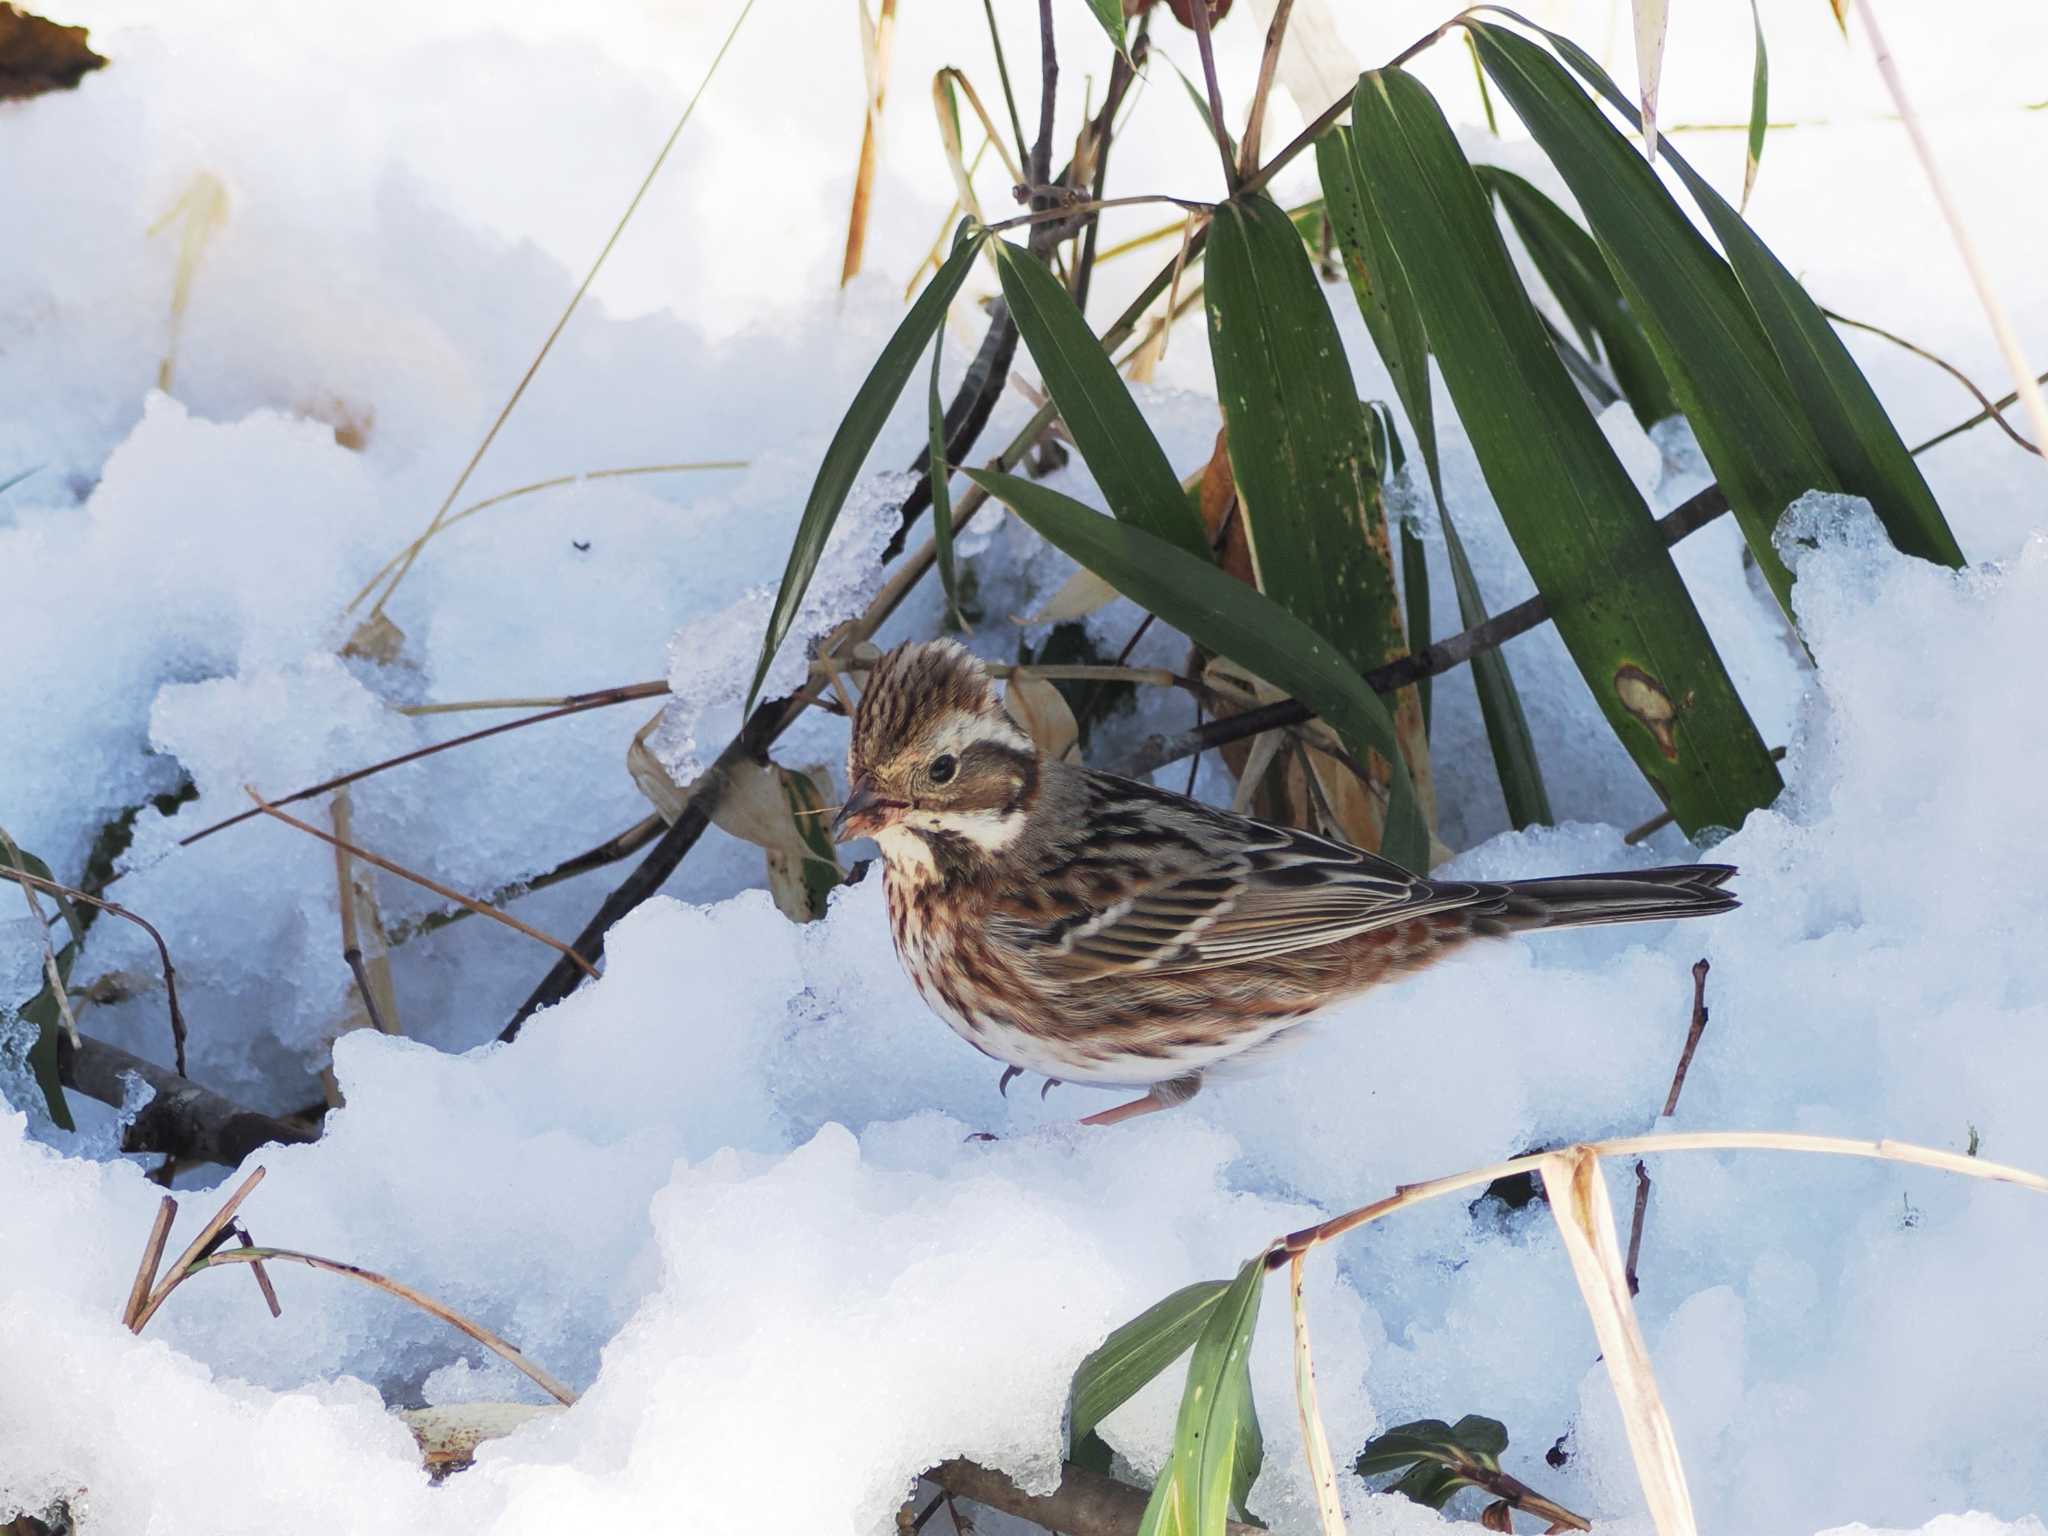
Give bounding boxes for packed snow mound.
[7,522,2048,1535]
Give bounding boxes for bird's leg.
[1076,1073,1202,1128]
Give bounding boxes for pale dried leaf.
[1289,1254,1350,1536]
[1538,1148,1698,1535]
[1631,0,1670,162]
[341,612,406,665]
[1003,670,1080,762]
[1241,0,1359,125]
[147,170,230,391]
[627,712,691,824]
[630,719,841,921]
[400,1403,558,1476]
[1021,565,1122,626]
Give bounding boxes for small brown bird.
[833,639,1736,1126]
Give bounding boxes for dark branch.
[884,300,1020,559]
[925,1458,1261,1536]
[1109,482,1733,779]
[58,1032,317,1167]
[499,693,802,1040]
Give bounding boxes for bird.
[832,638,1737,1127]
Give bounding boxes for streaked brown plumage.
[834,639,1737,1125]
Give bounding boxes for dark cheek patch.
[932,742,1034,814]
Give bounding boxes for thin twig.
[359,0,756,622]
[193,1246,577,1405]
[1186,0,1239,191]
[1277,1129,2048,1262]
[1072,27,1145,316]
[1824,307,2038,455]
[0,865,188,1075]
[1853,0,2048,456]
[331,789,395,1038]
[1664,959,1713,1117]
[236,1227,284,1318]
[131,1165,267,1332]
[243,788,598,980]
[1030,0,1059,217]
[984,193,1210,233]
[1238,0,1297,179]
[1625,746,1786,844]
[1910,368,2048,455]
[1115,482,1736,777]
[345,462,745,614]
[387,815,666,945]
[172,682,666,850]
[1623,1162,1653,1297]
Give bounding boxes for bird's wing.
[991,773,1485,983]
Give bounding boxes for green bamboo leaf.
[965,469,1430,872]
[1348,66,1780,836]
[1484,8,1965,568]
[1743,0,1769,213]
[1469,24,1837,619]
[1135,1256,1267,1536]
[1080,0,1127,57]
[1203,195,1422,825]
[1323,135,1553,830]
[1317,132,1434,479]
[995,240,1209,558]
[1068,1280,1231,1451]
[1472,164,1678,429]
[1358,1413,1590,1529]
[747,224,984,709]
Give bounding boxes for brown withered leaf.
[340,613,406,665]
[1003,668,1080,763]
[1157,0,1236,28]
[628,715,844,922]
[0,5,106,101]
[400,1403,557,1482]
[1198,423,1443,862]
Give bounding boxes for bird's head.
[834,639,1040,878]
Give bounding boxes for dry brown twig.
[242,786,597,980]
[0,862,189,1076]
[123,1166,577,1406]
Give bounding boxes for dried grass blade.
[1538,1148,1697,1534]
[122,1195,178,1329]
[133,1165,266,1332]
[841,0,899,286]
[1288,1253,1349,1536]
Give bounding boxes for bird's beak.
[832,777,902,842]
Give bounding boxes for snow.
[3,0,2046,1533]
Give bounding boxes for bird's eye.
[929,753,958,785]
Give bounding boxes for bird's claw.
[996,1065,1023,1098]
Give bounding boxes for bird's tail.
[1483,864,1738,933]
